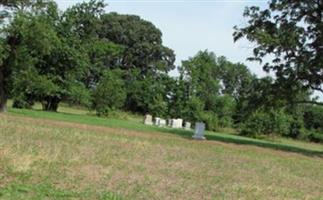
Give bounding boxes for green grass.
[1,105,323,199]
[0,183,122,200]
[8,107,323,157]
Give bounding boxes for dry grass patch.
[0,114,323,199]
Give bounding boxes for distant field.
[1,106,323,199]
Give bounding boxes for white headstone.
[167,119,172,127]
[159,119,166,127]
[171,118,183,128]
[171,119,175,127]
[170,119,176,128]
[155,117,161,126]
[177,119,183,128]
[144,114,153,125]
[184,122,191,130]
[193,122,206,140]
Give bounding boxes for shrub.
[288,117,304,138]
[240,111,273,136]
[200,111,219,131]
[183,96,204,122]
[303,106,323,130]
[66,83,91,108]
[308,132,323,143]
[92,70,126,116]
[219,116,233,128]
[12,97,34,109]
[272,109,293,137]
[240,109,293,137]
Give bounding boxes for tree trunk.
[0,97,7,113]
[42,97,60,112]
[0,68,7,113]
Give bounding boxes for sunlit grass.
[1,103,323,199]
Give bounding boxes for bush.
[183,96,205,122]
[66,83,91,108]
[92,70,126,116]
[240,111,273,136]
[240,109,293,137]
[200,111,219,131]
[296,128,311,141]
[298,129,323,143]
[288,117,304,138]
[272,109,293,137]
[303,106,323,130]
[219,116,233,128]
[308,132,323,143]
[12,97,34,109]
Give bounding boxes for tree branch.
[293,100,323,106]
[312,86,323,93]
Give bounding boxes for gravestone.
[167,119,173,127]
[159,119,166,127]
[184,122,191,130]
[192,122,206,140]
[144,114,153,125]
[155,117,161,126]
[170,119,176,128]
[177,118,183,128]
[171,119,183,128]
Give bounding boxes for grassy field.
[1,106,323,199]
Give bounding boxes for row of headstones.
[144,114,206,140]
[144,115,188,129]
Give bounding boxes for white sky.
[57,0,268,76]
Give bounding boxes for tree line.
[0,0,322,142]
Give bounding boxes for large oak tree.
[234,0,323,105]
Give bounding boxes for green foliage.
[234,0,323,103]
[217,57,254,100]
[166,78,188,118]
[240,111,273,136]
[147,93,168,118]
[178,51,248,129]
[219,116,233,129]
[303,106,323,131]
[288,116,304,139]
[199,111,219,131]
[1,0,321,145]
[62,0,106,39]
[273,110,294,137]
[241,109,293,137]
[99,12,175,73]
[180,51,220,110]
[92,70,126,116]
[182,96,204,122]
[12,98,33,109]
[125,70,170,117]
[307,132,323,143]
[2,4,80,111]
[66,82,91,107]
[11,68,60,108]
[212,95,236,127]
[297,128,323,144]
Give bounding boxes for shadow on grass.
[154,127,323,158]
[206,134,323,158]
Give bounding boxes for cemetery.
[0,0,322,199]
[144,114,206,140]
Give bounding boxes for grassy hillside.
[1,106,323,199]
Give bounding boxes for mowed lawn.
[1,108,323,199]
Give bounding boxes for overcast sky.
[56,0,268,77]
